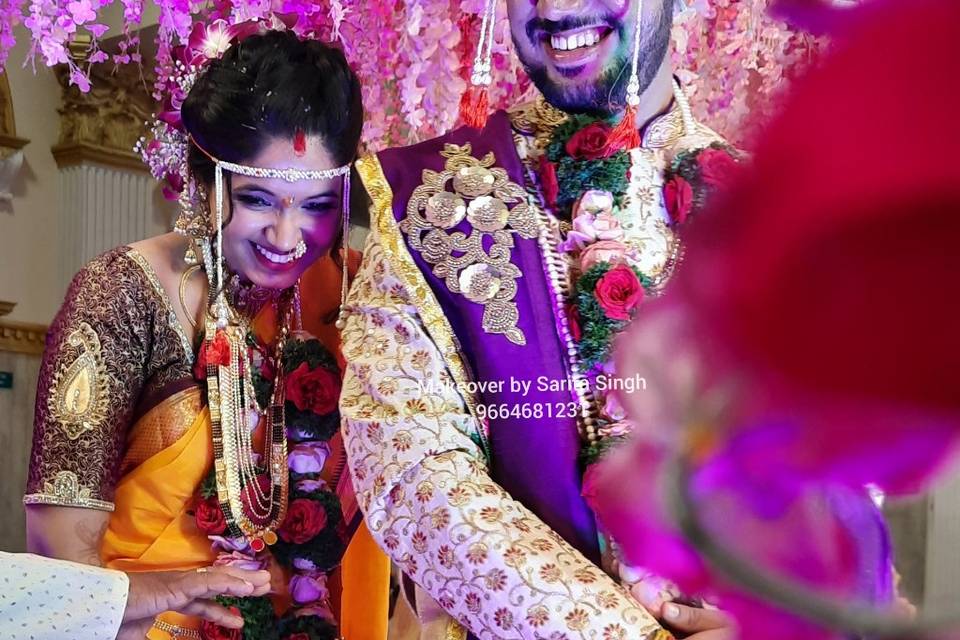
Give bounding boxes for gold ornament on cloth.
[49,322,110,440]
[402,143,537,346]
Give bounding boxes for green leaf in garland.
[214,595,279,640]
[282,339,339,376]
[199,467,218,500]
[580,434,629,466]
[555,154,631,215]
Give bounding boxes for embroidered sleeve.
[24,249,160,511]
[340,232,664,639]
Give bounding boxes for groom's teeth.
[255,244,298,264]
[550,28,604,52]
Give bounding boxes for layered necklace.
[195,236,296,550]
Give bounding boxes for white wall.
[0,26,64,325]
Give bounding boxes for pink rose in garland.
[279,498,327,544]
[664,176,693,226]
[214,551,267,572]
[595,264,644,321]
[581,240,629,271]
[286,363,340,415]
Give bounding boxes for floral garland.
[1,1,830,151]
[539,115,738,464]
[191,335,346,640]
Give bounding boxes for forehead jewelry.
[190,135,350,326]
[607,0,645,150]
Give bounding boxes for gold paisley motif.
[49,322,110,440]
[401,143,537,346]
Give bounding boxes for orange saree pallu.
[99,255,389,640]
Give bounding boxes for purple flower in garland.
[289,441,331,474]
[289,573,329,606]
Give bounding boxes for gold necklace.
[206,291,293,551]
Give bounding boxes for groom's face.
[506,0,673,116]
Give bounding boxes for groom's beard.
[519,3,673,117]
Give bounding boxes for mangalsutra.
[206,291,294,551]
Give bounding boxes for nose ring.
[293,240,307,259]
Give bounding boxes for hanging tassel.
[459,84,489,129]
[606,104,641,153]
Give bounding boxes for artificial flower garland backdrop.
[4,0,825,151]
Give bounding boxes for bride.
[24,26,387,640]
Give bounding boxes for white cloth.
[0,552,128,640]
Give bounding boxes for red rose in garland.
[200,619,242,640]
[285,633,310,640]
[663,176,693,226]
[698,147,739,188]
[595,265,644,321]
[278,498,328,544]
[565,304,582,342]
[195,495,227,535]
[539,156,559,209]
[286,363,340,415]
[566,122,617,160]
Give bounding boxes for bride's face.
[214,135,344,291]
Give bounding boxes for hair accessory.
[459,0,497,129]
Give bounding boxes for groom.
[340,0,736,637]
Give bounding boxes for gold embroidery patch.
[402,143,536,346]
[23,470,114,511]
[49,322,109,440]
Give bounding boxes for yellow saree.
[100,254,390,640]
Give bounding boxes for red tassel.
[459,85,489,129]
[606,105,641,153]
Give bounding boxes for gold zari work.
[401,143,536,346]
[49,322,109,440]
[23,470,114,511]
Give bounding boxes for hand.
[660,602,738,640]
[116,565,271,637]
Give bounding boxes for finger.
[662,602,734,633]
[181,599,246,628]
[115,619,153,640]
[182,570,260,600]
[208,565,272,587]
[629,581,666,617]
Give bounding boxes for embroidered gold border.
[125,248,195,364]
[23,470,115,512]
[355,155,479,423]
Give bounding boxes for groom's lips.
[539,24,616,78]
